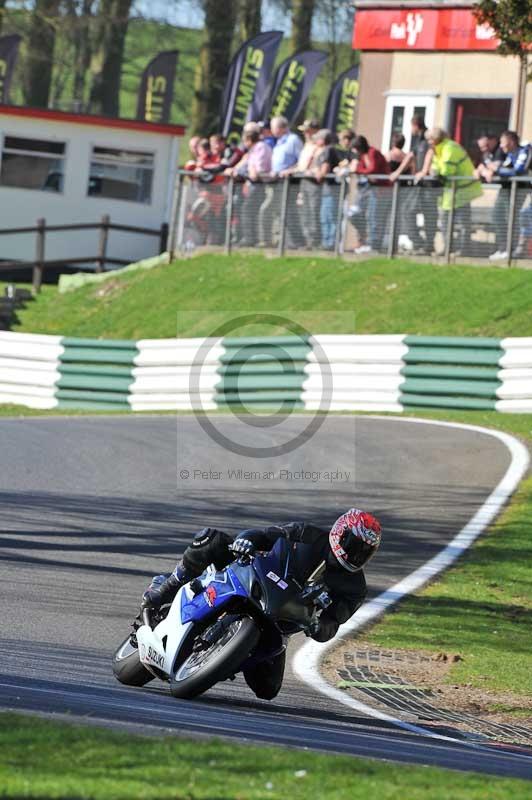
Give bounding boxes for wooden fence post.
[159,222,169,254]
[32,218,46,294]
[97,214,110,272]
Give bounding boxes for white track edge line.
[292,416,530,745]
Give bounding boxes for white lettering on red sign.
[390,12,424,47]
[475,24,495,41]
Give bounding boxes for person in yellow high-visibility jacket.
[427,128,483,255]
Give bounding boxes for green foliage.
[3,8,356,125]
[0,712,531,798]
[473,1,532,67]
[5,253,532,340]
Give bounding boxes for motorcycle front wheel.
[170,615,259,699]
[112,636,155,687]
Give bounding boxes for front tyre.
[112,636,155,687]
[170,616,259,699]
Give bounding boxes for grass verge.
[0,712,530,800]
[355,409,532,702]
[4,253,532,339]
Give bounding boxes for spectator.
[194,138,212,169]
[282,119,321,249]
[475,133,503,181]
[389,116,437,255]
[282,118,320,175]
[192,138,223,244]
[426,127,482,256]
[208,134,244,172]
[231,128,272,247]
[349,134,391,254]
[338,129,356,160]
[185,135,200,168]
[386,133,407,172]
[258,120,276,149]
[185,139,228,245]
[260,115,304,247]
[489,130,531,261]
[271,115,303,175]
[312,129,342,250]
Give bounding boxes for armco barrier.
[1,332,532,413]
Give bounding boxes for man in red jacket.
[348,135,392,255]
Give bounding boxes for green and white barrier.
[1,332,531,413]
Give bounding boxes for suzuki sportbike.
[112,539,331,699]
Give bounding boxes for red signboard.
[353,9,499,51]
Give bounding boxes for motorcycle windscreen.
[252,538,314,626]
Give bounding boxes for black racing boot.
[131,566,189,642]
[141,566,189,612]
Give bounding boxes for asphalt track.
[0,414,531,780]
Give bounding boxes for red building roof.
[0,104,186,136]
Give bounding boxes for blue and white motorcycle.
[112,539,330,699]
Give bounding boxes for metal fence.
[169,171,532,267]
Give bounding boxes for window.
[390,106,405,147]
[382,96,436,152]
[0,136,66,192]
[88,146,154,204]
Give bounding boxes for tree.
[473,1,532,135]
[239,0,261,42]
[71,0,95,108]
[191,0,238,134]
[24,0,61,108]
[89,0,133,116]
[0,1,6,36]
[289,0,316,122]
[291,0,316,53]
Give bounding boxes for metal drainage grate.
[338,650,532,747]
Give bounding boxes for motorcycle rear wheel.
[112,636,155,687]
[170,615,259,699]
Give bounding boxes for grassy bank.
[0,713,530,799]
[4,254,532,340]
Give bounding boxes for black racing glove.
[231,538,256,558]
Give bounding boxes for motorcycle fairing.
[180,566,248,624]
[136,581,196,678]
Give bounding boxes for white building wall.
[0,113,181,265]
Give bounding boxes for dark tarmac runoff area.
[0,414,530,779]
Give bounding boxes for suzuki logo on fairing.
[147,646,164,668]
[390,12,424,46]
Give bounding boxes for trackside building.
[352,0,532,154]
[0,105,185,265]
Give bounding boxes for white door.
[382,95,436,152]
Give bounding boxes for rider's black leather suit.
[149,522,367,701]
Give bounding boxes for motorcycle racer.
[138,509,382,701]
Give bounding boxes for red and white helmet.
[329,509,382,573]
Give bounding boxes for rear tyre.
[170,616,260,699]
[112,636,155,687]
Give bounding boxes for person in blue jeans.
[312,129,341,249]
[488,131,531,261]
